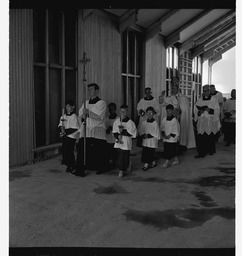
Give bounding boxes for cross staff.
[80,52,90,169]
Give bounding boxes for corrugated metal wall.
[145,34,166,98]
[9,9,34,167]
[77,11,122,110]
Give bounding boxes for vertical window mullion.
[126,31,129,106]
[61,12,65,108]
[196,57,199,84]
[172,46,175,76]
[45,10,50,145]
[75,13,78,106]
[134,34,137,116]
[168,48,171,95]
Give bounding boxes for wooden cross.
[80,52,90,82]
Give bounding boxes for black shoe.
[66,167,73,173]
[71,170,85,177]
[195,154,205,158]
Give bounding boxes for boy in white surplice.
[138,106,160,171]
[112,105,137,178]
[194,84,221,158]
[58,99,79,173]
[160,104,180,168]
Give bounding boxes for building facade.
[9,8,235,167]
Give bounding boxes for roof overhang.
[104,8,236,61]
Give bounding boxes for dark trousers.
[214,130,221,142]
[107,143,117,168]
[61,137,76,168]
[224,122,235,144]
[141,147,155,164]
[76,137,108,171]
[196,133,216,156]
[117,149,130,172]
[163,142,178,160]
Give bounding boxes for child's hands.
[163,134,170,139]
[139,109,145,116]
[82,108,89,119]
[61,127,66,136]
[118,125,124,133]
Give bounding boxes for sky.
[211,47,236,95]
[202,47,236,97]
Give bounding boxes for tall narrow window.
[33,9,77,148]
[166,46,179,96]
[180,51,193,106]
[191,55,202,111]
[180,51,202,112]
[122,29,143,121]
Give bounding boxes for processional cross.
[80,52,90,169]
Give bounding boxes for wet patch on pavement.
[93,183,129,194]
[127,175,235,188]
[9,170,32,181]
[218,161,234,165]
[192,191,217,207]
[127,176,170,183]
[123,207,235,230]
[206,166,235,175]
[196,175,235,188]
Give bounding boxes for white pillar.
[208,59,213,84]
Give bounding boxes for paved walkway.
[9,137,235,252]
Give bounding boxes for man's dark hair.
[65,99,75,106]
[108,102,117,109]
[166,104,174,110]
[87,83,99,90]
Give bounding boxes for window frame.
[33,9,78,148]
[121,29,144,121]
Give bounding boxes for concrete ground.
[9,137,235,251]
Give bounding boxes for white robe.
[194,96,221,135]
[223,98,236,123]
[58,113,80,139]
[160,93,196,148]
[113,118,137,150]
[161,117,180,143]
[137,97,160,130]
[138,119,160,148]
[78,99,107,140]
[211,91,224,119]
